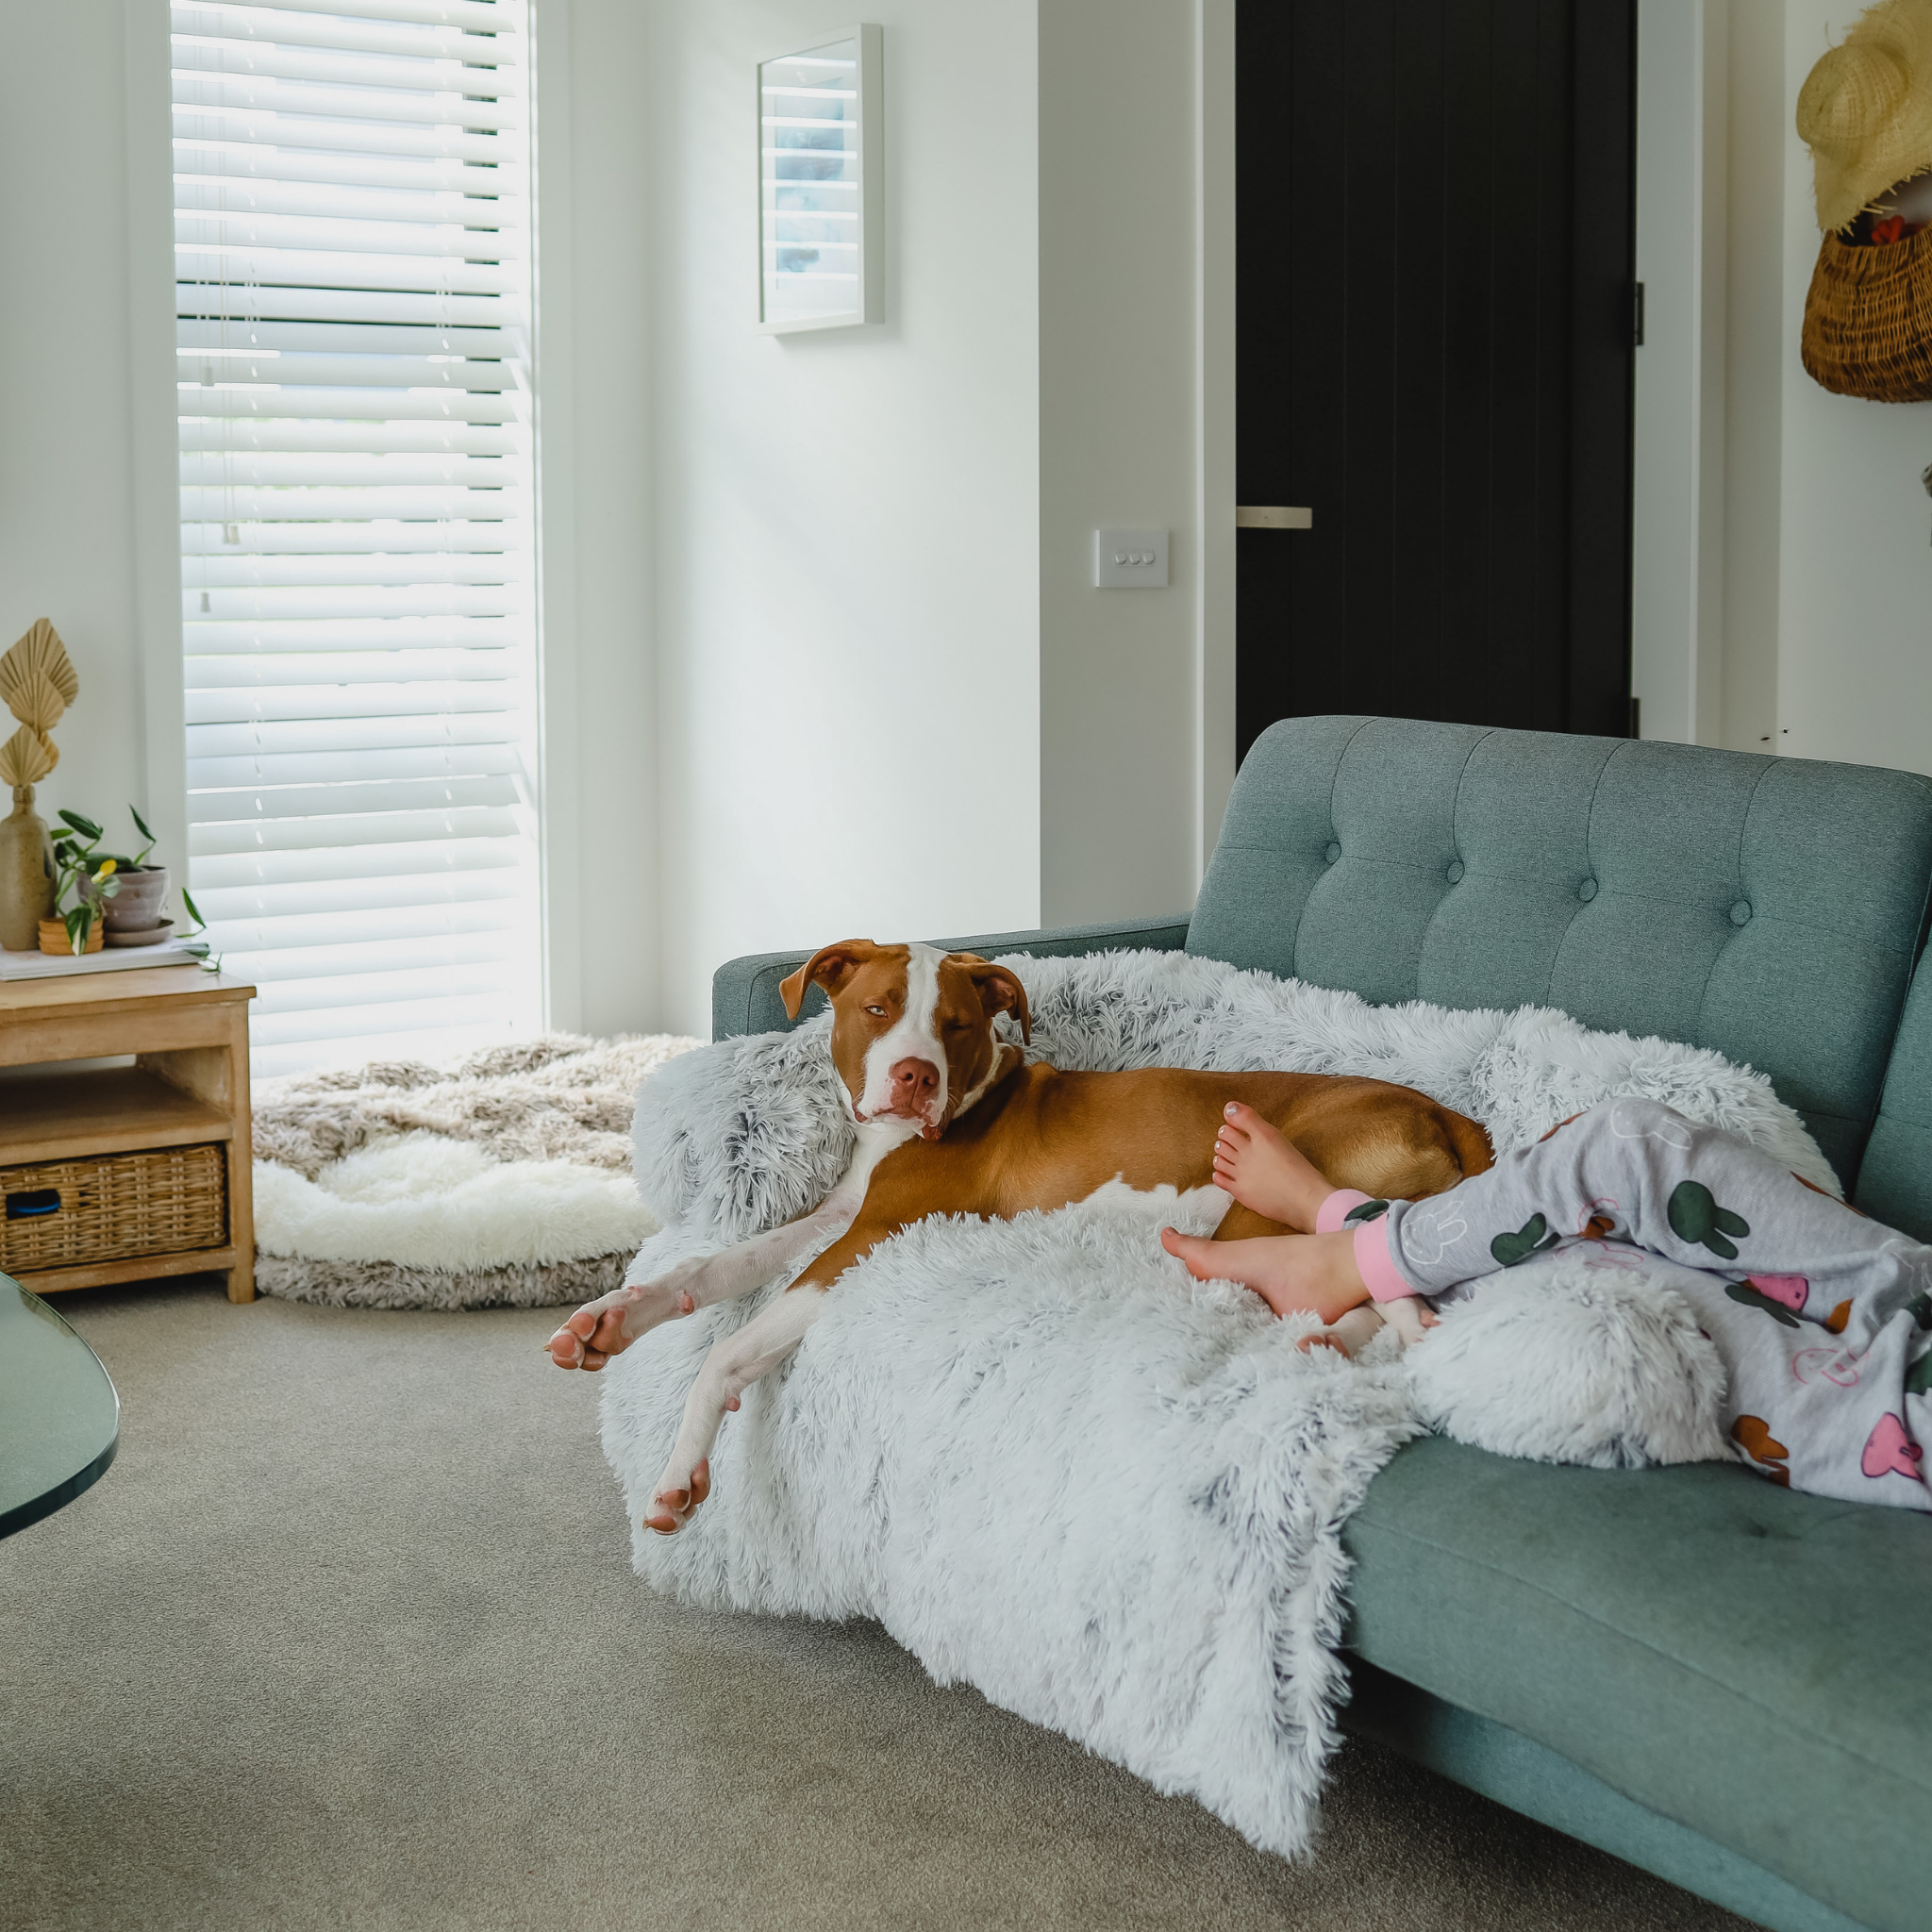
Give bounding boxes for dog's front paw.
[546,1277,698,1370]
[546,1282,641,1370]
[1295,1303,1389,1358]
[1380,1295,1436,1346]
[643,1456,711,1535]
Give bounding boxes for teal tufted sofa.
[711,715,1932,1932]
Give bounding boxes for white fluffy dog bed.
[601,950,1829,1856]
[252,1033,699,1307]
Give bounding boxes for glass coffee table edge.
[0,1272,122,1539]
[0,1430,119,1539]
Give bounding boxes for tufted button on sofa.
[713,715,1932,1932]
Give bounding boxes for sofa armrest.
[710,914,1192,1041]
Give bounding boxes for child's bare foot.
[1160,1224,1370,1324]
[1213,1103,1332,1229]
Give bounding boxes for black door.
[1235,0,1637,759]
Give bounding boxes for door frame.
[1197,0,1239,880]
[1630,0,1730,749]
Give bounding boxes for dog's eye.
[865,1005,887,1017]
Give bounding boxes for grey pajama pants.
[1350,1098,1932,1510]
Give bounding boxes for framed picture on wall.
[757,23,882,333]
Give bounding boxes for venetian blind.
[171,0,541,1078]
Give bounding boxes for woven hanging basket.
[1801,224,1932,402]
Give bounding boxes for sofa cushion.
[1343,1437,1932,1932]
[1189,716,1932,1188]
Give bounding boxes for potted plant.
[41,810,119,955]
[94,806,174,937]
[38,805,214,959]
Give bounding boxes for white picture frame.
[757,23,882,334]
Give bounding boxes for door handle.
[1236,507,1313,529]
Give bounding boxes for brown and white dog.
[546,940,1492,1533]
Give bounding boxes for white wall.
[1718,0,1788,757]
[646,0,1043,1035]
[0,2,155,850]
[1637,0,1932,774]
[1771,0,1932,774]
[539,0,660,1038]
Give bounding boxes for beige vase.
[0,784,54,950]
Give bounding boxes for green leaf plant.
[49,809,119,956]
[128,804,158,869]
[47,804,220,966]
[176,886,220,971]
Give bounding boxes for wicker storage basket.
[0,1143,226,1273]
[1801,225,1932,402]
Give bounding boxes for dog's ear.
[955,954,1032,1044]
[779,940,877,1020]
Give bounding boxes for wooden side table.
[0,967,258,1302]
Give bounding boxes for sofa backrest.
[1188,716,1932,1212]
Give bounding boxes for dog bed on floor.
[601,949,1827,1858]
[253,1032,701,1309]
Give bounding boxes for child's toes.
[1160,1226,1224,1282]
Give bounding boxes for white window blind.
[171,0,541,1079]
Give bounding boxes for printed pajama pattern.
[1352,1099,1932,1510]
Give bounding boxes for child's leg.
[1661,1258,1932,1510]
[1212,1102,1330,1228]
[1375,1097,1932,1341]
[1167,1108,1432,1336]
[1189,1090,1930,1344]
[1160,1220,1371,1324]
[1374,1095,1931,1505]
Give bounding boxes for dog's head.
[778,940,1031,1140]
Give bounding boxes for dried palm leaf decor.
[0,618,78,948]
[0,618,76,781]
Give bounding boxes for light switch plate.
[1094,527,1169,589]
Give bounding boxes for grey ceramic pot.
[100,864,170,932]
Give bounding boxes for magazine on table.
[0,941,211,982]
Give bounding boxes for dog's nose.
[888,1058,940,1109]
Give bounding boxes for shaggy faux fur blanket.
[253,1033,700,1308]
[601,949,1830,1858]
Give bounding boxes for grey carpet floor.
[0,1280,1755,1932]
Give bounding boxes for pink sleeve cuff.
[1315,1188,1372,1233]
[1354,1216,1414,1304]
[1316,1189,1414,1302]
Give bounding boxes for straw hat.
[1796,0,1932,234]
